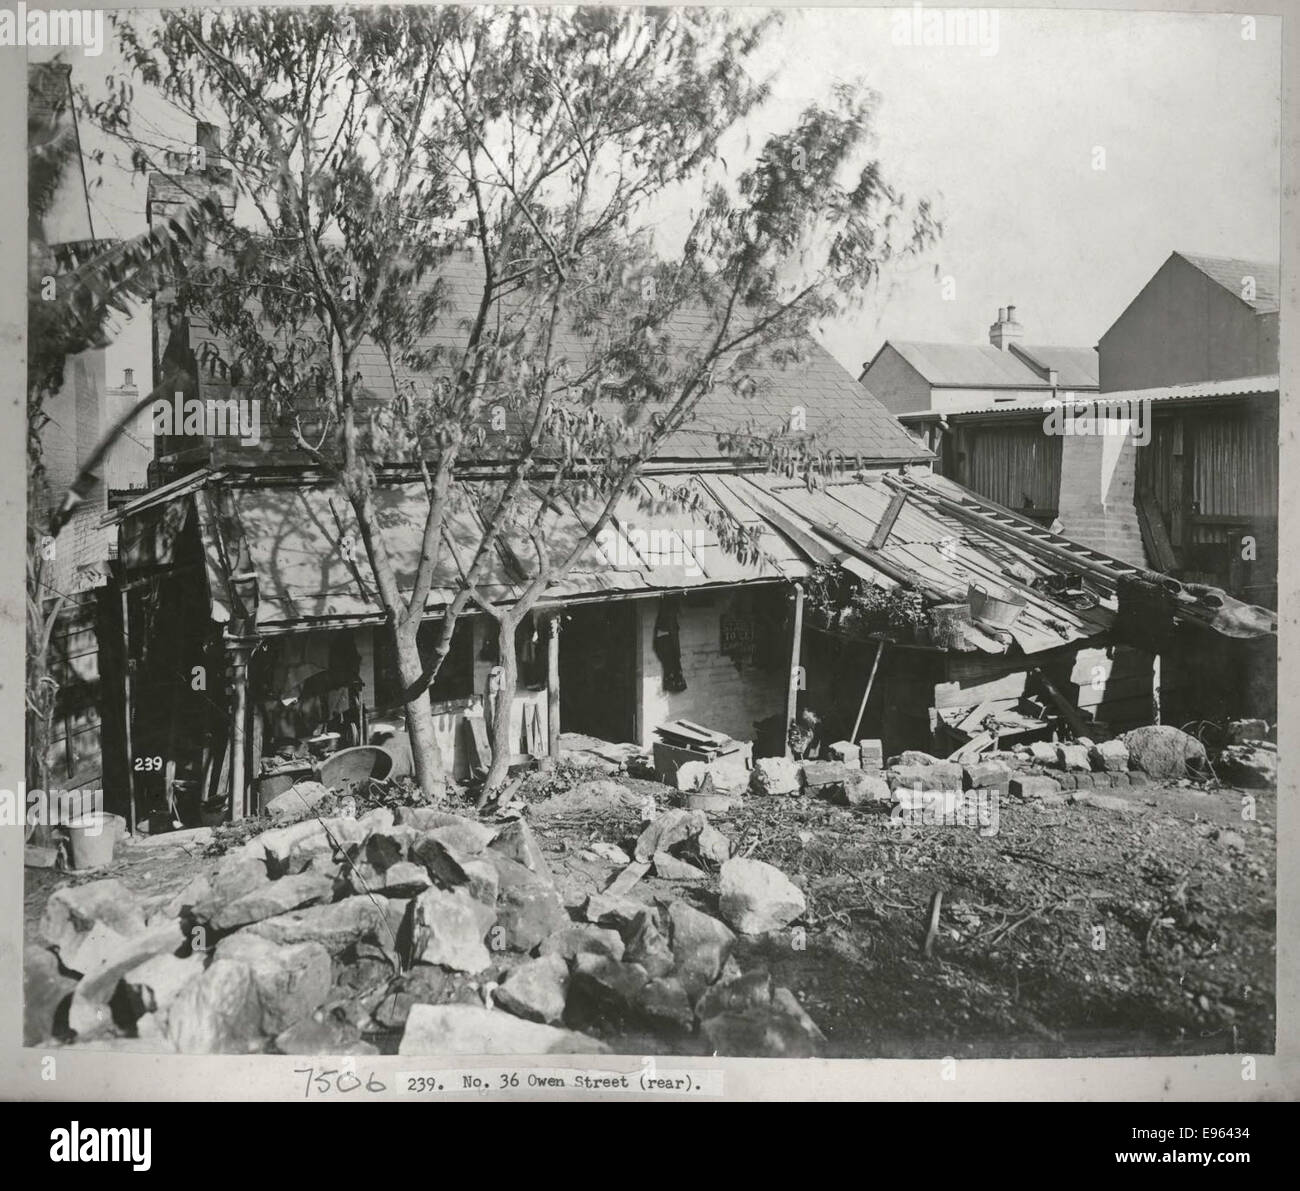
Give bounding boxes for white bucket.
[66,812,124,870]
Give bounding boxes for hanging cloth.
[653,596,687,693]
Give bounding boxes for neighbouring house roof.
[1007,344,1102,387]
[898,374,1279,422]
[1175,251,1280,314]
[174,249,928,467]
[871,340,1099,391]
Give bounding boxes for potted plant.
[843,583,889,638]
[804,563,846,630]
[885,586,927,642]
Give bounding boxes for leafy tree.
[97,5,938,801]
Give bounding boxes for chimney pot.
[989,304,1023,351]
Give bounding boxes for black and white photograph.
[8,0,1294,1116]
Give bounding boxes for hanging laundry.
[653,595,687,692]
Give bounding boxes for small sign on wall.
[720,613,755,660]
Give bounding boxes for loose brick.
[1056,744,1091,772]
[1009,776,1062,801]
[858,739,884,769]
[889,762,963,792]
[801,761,855,791]
[827,741,861,768]
[1089,739,1130,773]
[963,760,1012,792]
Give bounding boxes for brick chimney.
[147,120,235,225]
[989,304,1023,351]
[1055,402,1148,567]
[104,367,151,491]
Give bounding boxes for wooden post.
[1152,652,1162,725]
[785,583,804,757]
[120,586,136,836]
[226,638,254,820]
[547,613,562,759]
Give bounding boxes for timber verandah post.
[785,582,804,758]
[547,612,562,760]
[224,632,259,820]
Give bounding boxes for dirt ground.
[26,769,1275,1058]
[518,771,1276,1058]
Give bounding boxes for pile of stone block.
[749,738,893,808]
[26,800,822,1058]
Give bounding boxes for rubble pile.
[743,720,1277,815]
[26,799,822,1058]
[1217,720,1277,789]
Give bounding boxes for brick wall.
[1056,423,1147,566]
[636,590,788,747]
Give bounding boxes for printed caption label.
[396,1067,724,1095]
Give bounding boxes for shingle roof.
[884,340,1098,389]
[183,250,927,466]
[1175,251,1279,314]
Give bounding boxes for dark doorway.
[559,602,637,743]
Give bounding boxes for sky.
[49,5,1283,384]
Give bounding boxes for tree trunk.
[479,619,517,803]
[393,626,445,797]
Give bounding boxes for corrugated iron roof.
[734,471,1115,654]
[144,471,807,631]
[899,375,1278,421]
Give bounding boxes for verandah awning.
[114,470,809,634]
